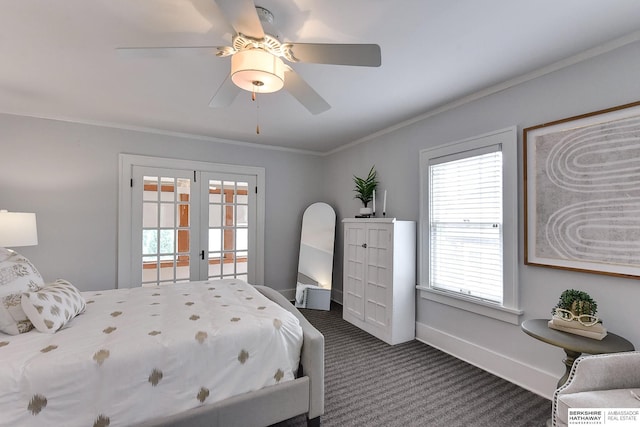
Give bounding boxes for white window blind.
[429,146,503,303]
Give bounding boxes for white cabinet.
[342,218,415,345]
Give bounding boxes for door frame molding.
[118,153,265,288]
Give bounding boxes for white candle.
[372,189,376,214]
[383,190,387,214]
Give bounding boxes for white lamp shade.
[0,210,38,247]
[231,49,285,93]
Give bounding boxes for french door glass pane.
[236,205,248,225]
[209,206,222,227]
[158,230,174,253]
[159,204,174,227]
[143,203,158,227]
[208,229,222,251]
[142,230,157,255]
[236,229,248,251]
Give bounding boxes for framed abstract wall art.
[523,101,640,278]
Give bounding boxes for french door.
[118,155,264,288]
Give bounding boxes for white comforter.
[0,279,303,427]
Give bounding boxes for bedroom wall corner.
[0,115,324,292]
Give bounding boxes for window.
[418,127,521,324]
[429,148,503,302]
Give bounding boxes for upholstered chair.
[553,351,640,427]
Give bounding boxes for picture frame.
[523,101,640,278]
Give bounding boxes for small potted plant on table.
[552,289,598,319]
[549,289,606,339]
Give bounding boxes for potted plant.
[353,166,378,215]
[552,289,598,318]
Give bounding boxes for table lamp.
[0,210,38,248]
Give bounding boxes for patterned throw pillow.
[21,279,86,333]
[0,248,44,335]
[0,248,43,295]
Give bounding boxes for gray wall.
[323,40,640,399]
[0,115,324,293]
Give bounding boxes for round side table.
[521,318,635,388]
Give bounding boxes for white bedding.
[0,279,303,427]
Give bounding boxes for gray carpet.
[273,303,551,427]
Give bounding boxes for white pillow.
[22,279,86,333]
[0,248,44,335]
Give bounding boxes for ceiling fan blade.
[209,74,240,108]
[285,43,381,67]
[215,0,264,39]
[284,67,330,115]
[117,46,222,58]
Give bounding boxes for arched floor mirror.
[295,202,336,311]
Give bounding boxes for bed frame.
[137,285,325,427]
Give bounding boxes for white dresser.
[342,218,416,345]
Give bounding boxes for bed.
[0,274,324,427]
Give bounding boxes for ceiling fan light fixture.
[231,49,285,93]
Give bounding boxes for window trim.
[118,154,265,288]
[418,127,522,324]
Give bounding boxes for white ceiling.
[2,0,640,153]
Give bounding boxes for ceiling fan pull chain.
[252,87,260,135]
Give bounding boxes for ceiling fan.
[117,0,381,115]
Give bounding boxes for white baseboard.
[416,321,557,400]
